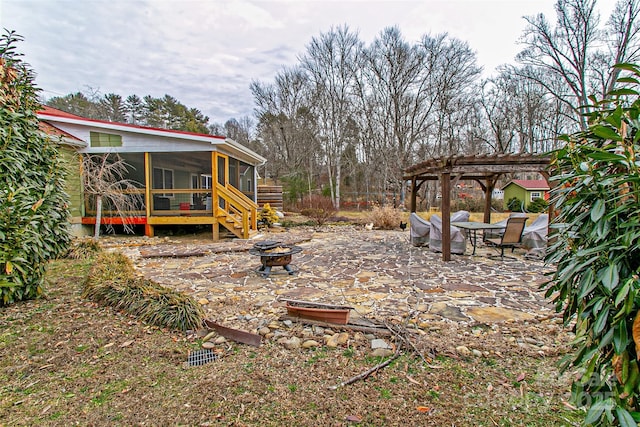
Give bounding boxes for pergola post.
[410,177,417,212]
[441,171,451,262]
[483,176,496,224]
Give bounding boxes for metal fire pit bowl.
[249,241,302,277]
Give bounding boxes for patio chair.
[522,213,549,259]
[483,212,527,240]
[429,211,470,255]
[484,216,528,260]
[409,212,431,247]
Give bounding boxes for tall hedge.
[0,31,70,305]
[544,63,640,426]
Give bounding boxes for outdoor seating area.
[130,225,555,325]
[411,210,548,260]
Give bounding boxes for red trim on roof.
[39,105,86,120]
[505,179,550,190]
[38,105,226,140]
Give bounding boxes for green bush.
[0,31,70,305]
[543,63,640,426]
[83,252,204,331]
[506,197,524,212]
[527,197,548,213]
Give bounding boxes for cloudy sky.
[2,0,618,124]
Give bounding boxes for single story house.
[502,179,550,211]
[38,106,266,239]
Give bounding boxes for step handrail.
[215,183,258,236]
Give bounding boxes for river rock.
[258,327,271,336]
[281,336,301,350]
[326,334,340,348]
[371,339,391,350]
[302,340,320,349]
[336,332,349,345]
[456,345,471,356]
[202,331,217,342]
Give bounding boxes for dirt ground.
[0,228,582,427]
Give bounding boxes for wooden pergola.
[403,153,552,261]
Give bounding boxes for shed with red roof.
[502,179,550,211]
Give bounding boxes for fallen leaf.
[345,414,362,422]
[633,311,640,360]
[487,384,494,392]
[416,406,430,413]
[406,375,422,386]
[103,342,115,348]
[120,340,134,348]
[516,372,526,382]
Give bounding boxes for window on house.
[153,167,174,197]
[201,174,212,189]
[90,131,122,147]
[530,191,542,201]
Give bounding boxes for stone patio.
[105,225,556,326]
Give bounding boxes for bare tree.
[300,25,363,209]
[251,66,321,191]
[418,33,482,156]
[479,67,572,154]
[599,0,640,93]
[516,0,640,130]
[82,153,143,239]
[355,26,433,205]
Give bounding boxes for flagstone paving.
[104,225,556,327]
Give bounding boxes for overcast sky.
[1,0,618,125]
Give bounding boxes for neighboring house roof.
[502,179,550,191]
[37,106,266,165]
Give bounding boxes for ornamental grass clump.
[66,238,102,260]
[83,252,204,331]
[367,205,402,230]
